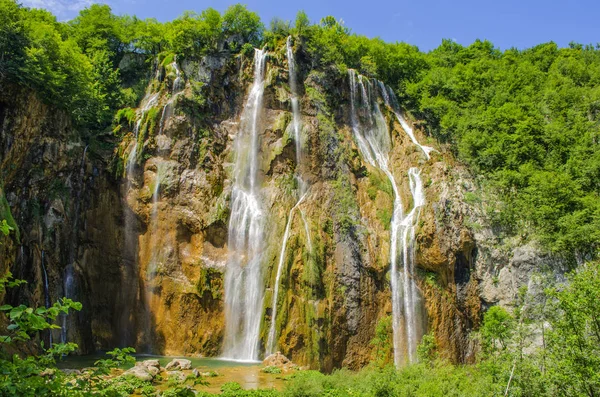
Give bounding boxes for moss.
[306,85,326,107]
[114,107,137,128]
[159,52,176,67]
[196,267,223,300]
[377,208,392,230]
[0,188,19,243]
[332,175,359,234]
[261,366,281,374]
[368,170,393,197]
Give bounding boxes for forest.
[0,0,599,395]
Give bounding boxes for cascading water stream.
[399,168,426,363]
[127,93,159,173]
[223,49,268,362]
[266,37,314,355]
[148,165,163,276]
[348,70,427,366]
[299,210,313,253]
[172,57,184,93]
[266,191,308,354]
[286,36,302,168]
[377,82,434,160]
[120,90,159,346]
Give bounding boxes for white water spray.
[223,49,268,362]
[349,70,427,366]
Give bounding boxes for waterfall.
[41,250,52,348]
[223,49,268,362]
[266,37,313,355]
[378,82,434,160]
[300,210,313,253]
[286,36,302,167]
[348,70,427,366]
[266,191,308,354]
[120,90,159,347]
[172,57,184,93]
[399,168,426,363]
[127,93,159,172]
[148,164,162,277]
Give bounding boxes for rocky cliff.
[0,39,558,370]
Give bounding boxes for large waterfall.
[348,70,427,366]
[223,49,268,361]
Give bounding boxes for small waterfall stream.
[120,90,159,347]
[172,57,185,93]
[349,70,428,366]
[266,37,313,355]
[223,49,268,361]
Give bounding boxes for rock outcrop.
[0,40,561,370]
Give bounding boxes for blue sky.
[20,0,599,51]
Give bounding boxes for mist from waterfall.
[223,49,268,362]
[348,70,427,366]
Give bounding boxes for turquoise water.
[57,353,258,370]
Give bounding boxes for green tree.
[221,4,263,49]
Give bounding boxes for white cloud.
[20,0,95,19]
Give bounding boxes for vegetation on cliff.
[0,217,598,395]
[2,0,598,258]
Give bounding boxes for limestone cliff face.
[0,41,556,369]
[0,84,125,353]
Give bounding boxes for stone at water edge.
[140,359,161,369]
[124,366,154,382]
[263,351,291,367]
[166,370,186,382]
[192,368,200,378]
[165,358,192,370]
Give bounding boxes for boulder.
[147,366,160,376]
[124,366,153,382]
[263,351,291,367]
[141,359,161,369]
[166,370,186,382]
[165,358,192,370]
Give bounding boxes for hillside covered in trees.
[0,0,599,395]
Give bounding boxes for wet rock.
[165,358,192,371]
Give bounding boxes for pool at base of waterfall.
[57,353,290,393]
